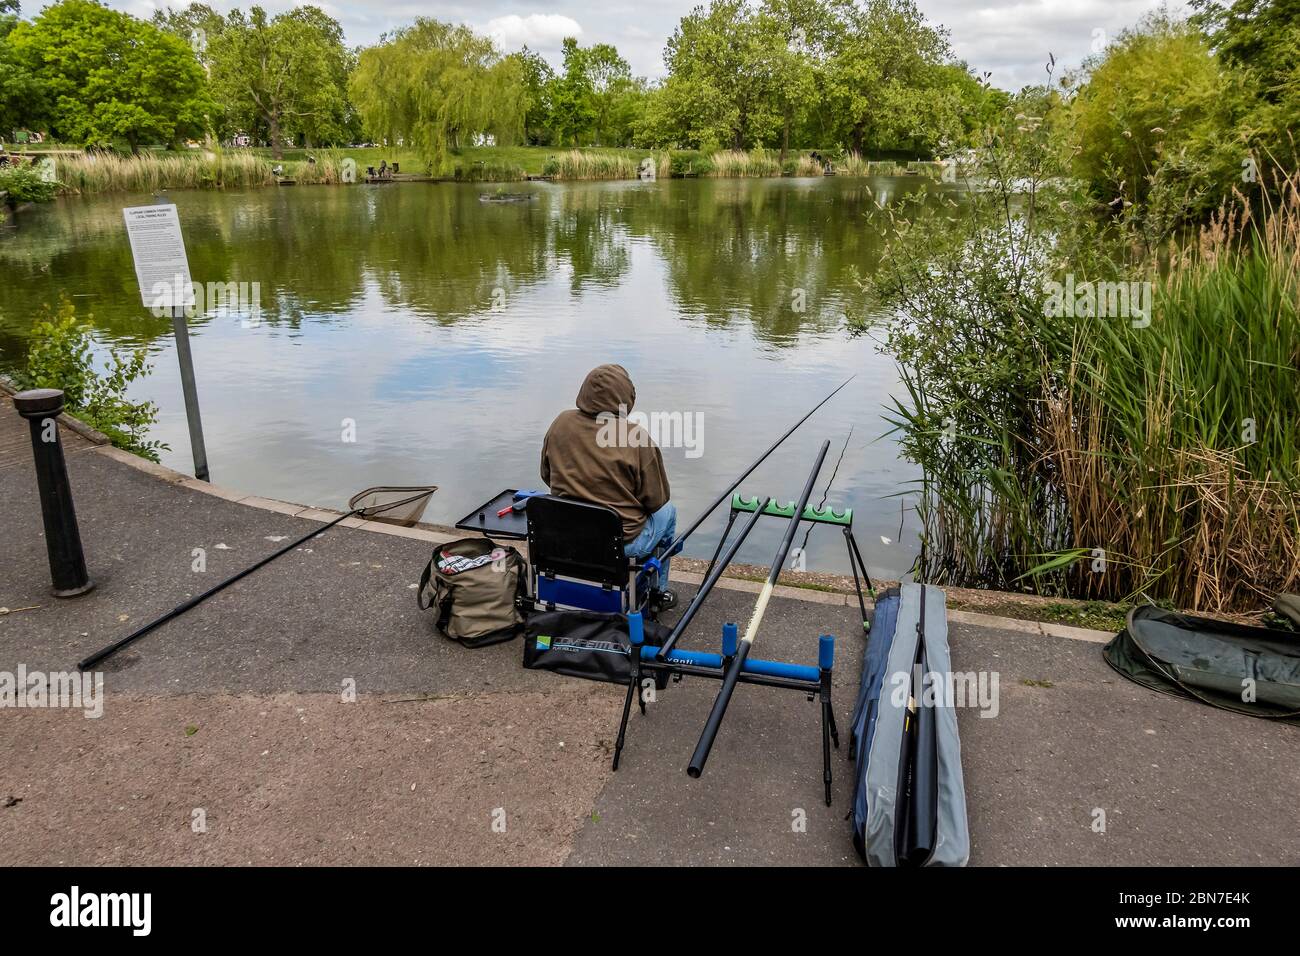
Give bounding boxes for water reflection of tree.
[550,188,632,293]
[0,178,939,368]
[610,178,924,345]
[361,186,554,321]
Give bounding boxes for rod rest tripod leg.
[613,611,647,771]
[822,696,833,806]
[613,676,636,772]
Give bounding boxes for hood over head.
[575,364,636,416]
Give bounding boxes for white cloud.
[485,13,583,53]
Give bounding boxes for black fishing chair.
[526,495,664,618]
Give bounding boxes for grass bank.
[23,144,938,195]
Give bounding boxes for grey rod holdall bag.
[418,538,528,647]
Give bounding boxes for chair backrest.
[527,495,628,587]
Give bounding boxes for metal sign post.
[123,204,210,481]
[170,304,210,481]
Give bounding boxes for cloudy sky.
[33,0,1190,91]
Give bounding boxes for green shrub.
[14,299,167,462]
[453,161,527,182]
[0,164,59,204]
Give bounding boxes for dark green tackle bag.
[1103,604,1300,721]
[418,538,527,647]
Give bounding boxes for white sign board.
[123,204,194,309]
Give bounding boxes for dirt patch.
[0,685,623,865]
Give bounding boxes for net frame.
[347,485,438,526]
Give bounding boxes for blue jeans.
[626,502,676,590]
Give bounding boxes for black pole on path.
[76,510,356,671]
[687,439,830,778]
[13,389,94,598]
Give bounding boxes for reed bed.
[55,151,276,193]
[838,151,872,176]
[543,150,642,180]
[706,149,783,178]
[790,154,825,176]
[1039,183,1300,610]
[905,174,1300,612]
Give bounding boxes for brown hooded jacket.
[540,364,671,539]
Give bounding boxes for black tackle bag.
[524,609,670,687]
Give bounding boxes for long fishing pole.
[687,439,830,778]
[654,498,771,661]
[664,375,853,561]
[77,510,357,671]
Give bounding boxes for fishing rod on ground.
[635,374,854,645]
[896,584,940,864]
[652,497,772,661]
[687,439,830,778]
[76,486,438,671]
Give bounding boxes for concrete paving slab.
[2,409,1296,866]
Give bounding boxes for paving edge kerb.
[4,381,1115,647]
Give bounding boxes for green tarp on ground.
[1104,604,1300,721]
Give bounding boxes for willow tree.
[350,20,526,169]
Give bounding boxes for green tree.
[349,19,525,169]
[657,0,781,150]
[549,37,597,145]
[151,2,228,140]
[0,1,42,137]
[823,0,953,155]
[1191,0,1300,170]
[151,2,225,59]
[758,0,838,159]
[1066,12,1253,233]
[207,5,352,157]
[10,0,209,151]
[507,46,555,145]
[581,42,637,145]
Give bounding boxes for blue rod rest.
[818,634,834,671]
[639,645,820,684]
[628,611,644,646]
[643,646,723,668]
[722,622,738,657]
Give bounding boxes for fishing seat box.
[526,494,653,615]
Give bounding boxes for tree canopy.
[203,5,353,157]
[9,0,208,150]
[349,19,526,167]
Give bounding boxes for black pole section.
[76,509,356,670]
[687,641,749,777]
[687,440,830,778]
[663,376,853,559]
[654,496,771,662]
[13,389,94,598]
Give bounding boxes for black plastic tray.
[454,488,529,540]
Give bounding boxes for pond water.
[0,176,942,579]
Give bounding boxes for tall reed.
[1039,181,1300,610]
[543,150,641,180]
[55,151,276,193]
[706,149,782,177]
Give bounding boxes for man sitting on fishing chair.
[541,364,677,610]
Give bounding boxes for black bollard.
[13,388,94,597]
